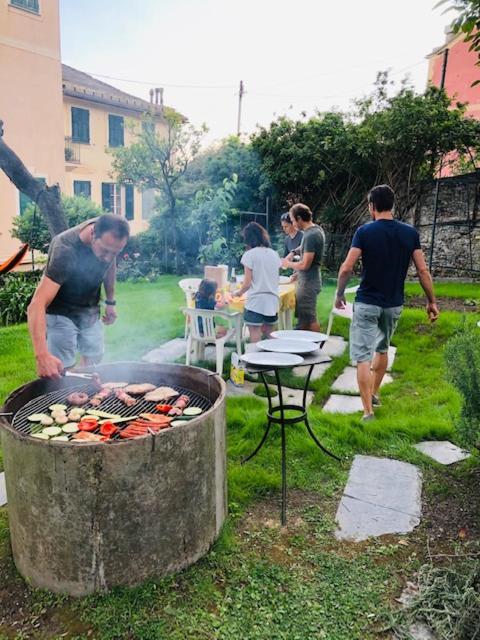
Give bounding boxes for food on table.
[124,383,156,395]
[31,433,50,440]
[183,407,203,417]
[67,391,89,406]
[114,388,136,406]
[42,426,63,437]
[62,423,79,434]
[144,387,179,402]
[155,404,173,414]
[40,416,54,426]
[168,394,190,416]
[102,381,128,389]
[27,413,50,422]
[49,404,67,412]
[89,387,112,407]
[99,422,119,437]
[51,435,69,442]
[72,431,103,442]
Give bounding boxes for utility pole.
[237,80,244,136]
[428,47,449,271]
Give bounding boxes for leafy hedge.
[0,271,41,326]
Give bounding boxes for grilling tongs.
[64,371,95,380]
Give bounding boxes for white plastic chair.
[178,278,202,338]
[326,285,359,337]
[182,307,242,375]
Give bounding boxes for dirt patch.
[407,296,478,313]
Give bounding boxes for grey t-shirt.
[298,224,325,286]
[284,230,303,257]
[45,218,112,325]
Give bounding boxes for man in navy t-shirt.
[335,185,439,421]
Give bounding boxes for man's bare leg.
[371,352,388,398]
[248,326,262,343]
[262,323,275,339]
[357,361,374,417]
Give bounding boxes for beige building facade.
[0,0,166,264]
[0,0,64,263]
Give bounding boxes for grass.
[0,276,478,639]
[405,280,480,300]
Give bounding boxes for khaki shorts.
[46,313,104,368]
[296,280,321,325]
[350,302,402,363]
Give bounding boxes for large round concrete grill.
[0,363,227,596]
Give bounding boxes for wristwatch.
[105,300,116,306]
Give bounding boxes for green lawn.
[0,276,478,639]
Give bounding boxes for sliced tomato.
[100,422,119,437]
[155,404,173,414]
[78,420,98,432]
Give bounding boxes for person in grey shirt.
[281,212,303,258]
[281,203,325,331]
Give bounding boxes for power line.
[84,71,236,90]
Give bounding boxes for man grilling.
[28,214,130,379]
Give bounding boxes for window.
[71,107,90,144]
[125,185,134,221]
[73,181,91,199]
[108,115,124,147]
[10,0,39,13]
[102,183,121,215]
[18,178,46,215]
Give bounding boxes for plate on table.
[240,352,304,368]
[257,338,318,354]
[271,330,328,343]
[279,275,291,285]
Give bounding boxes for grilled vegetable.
[31,433,50,440]
[40,416,54,426]
[62,423,79,434]
[42,426,62,437]
[155,404,173,414]
[51,435,69,442]
[183,407,203,416]
[99,415,137,424]
[99,422,118,437]
[27,413,50,422]
[55,415,68,425]
[78,418,98,432]
[49,404,67,411]
[85,409,122,419]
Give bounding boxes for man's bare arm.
[412,249,439,322]
[336,248,362,305]
[282,251,315,271]
[27,276,63,377]
[103,260,116,300]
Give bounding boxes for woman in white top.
[234,222,281,343]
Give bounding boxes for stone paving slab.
[387,346,397,371]
[143,338,187,363]
[323,394,364,414]
[335,455,422,541]
[226,381,313,407]
[292,361,332,380]
[0,473,6,507]
[414,441,470,465]
[332,366,393,394]
[322,336,347,358]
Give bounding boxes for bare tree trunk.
[0,120,67,237]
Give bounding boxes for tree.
[111,110,207,272]
[437,0,480,84]
[12,194,104,253]
[0,120,67,237]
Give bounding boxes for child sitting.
[194,279,227,337]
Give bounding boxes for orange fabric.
[0,243,29,275]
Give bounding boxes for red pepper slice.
[78,420,98,432]
[100,422,119,437]
[155,404,173,414]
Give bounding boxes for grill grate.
[12,382,213,443]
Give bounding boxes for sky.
[59,0,453,147]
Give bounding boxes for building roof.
[62,64,164,116]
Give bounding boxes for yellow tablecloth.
[227,283,296,314]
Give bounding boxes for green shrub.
[444,322,480,448]
[0,271,41,326]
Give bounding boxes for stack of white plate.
[271,329,328,343]
[257,338,318,354]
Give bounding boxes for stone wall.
[410,172,480,277]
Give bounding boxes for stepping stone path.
[323,394,363,414]
[387,346,397,371]
[335,455,422,541]
[226,381,314,407]
[292,361,332,380]
[143,338,233,366]
[321,336,347,358]
[0,473,6,507]
[332,366,393,394]
[414,441,470,465]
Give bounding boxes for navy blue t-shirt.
[351,219,421,308]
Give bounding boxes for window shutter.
[109,115,124,147]
[125,185,134,220]
[72,107,90,143]
[74,181,91,198]
[102,183,112,212]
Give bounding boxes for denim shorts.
[46,313,104,368]
[244,309,278,326]
[350,302,402,363]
